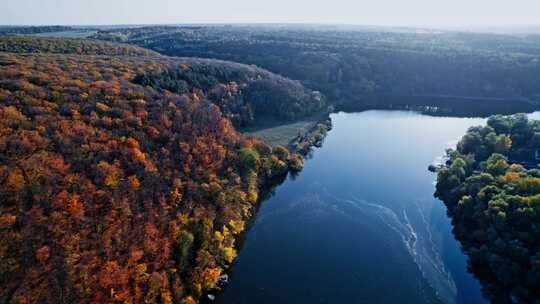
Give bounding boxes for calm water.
[218,110,491,304]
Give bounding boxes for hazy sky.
[1,0,540,27]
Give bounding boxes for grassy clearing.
[245,120,316,147]
[243,116,323,147]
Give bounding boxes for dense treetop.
[435,114,540,303]
[0,40,304,303]
[132,58,326,126]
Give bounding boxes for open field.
[244,117,321,147]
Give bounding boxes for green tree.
[238,148,259,172]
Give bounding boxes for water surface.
[219,110,490,304]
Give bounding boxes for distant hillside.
[93,25,540,115]
[0,36,160,56]
[0,25,75,35]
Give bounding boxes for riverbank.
[287,117,332,155]
[201,114,334,302]
[337,95,539,118]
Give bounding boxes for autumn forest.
[0,37,306,303]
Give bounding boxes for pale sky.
[1,0,540,27]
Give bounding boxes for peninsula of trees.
[435,114,540,302]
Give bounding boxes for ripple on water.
[319,190,458,304]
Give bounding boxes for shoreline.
[203,116,333,303]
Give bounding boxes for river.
[218,110,496,304]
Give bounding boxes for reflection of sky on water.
[219,111,492,304]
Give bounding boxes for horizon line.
[2,21,540,29]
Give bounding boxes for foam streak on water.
[328,193,458,304]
